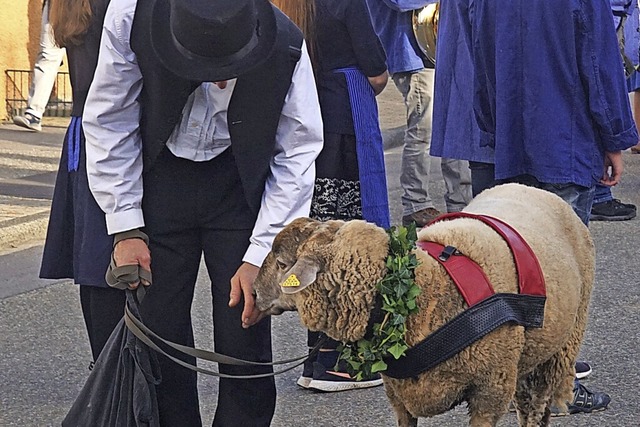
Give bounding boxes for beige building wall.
[0,0,69,121]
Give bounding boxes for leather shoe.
[402,207,442,227]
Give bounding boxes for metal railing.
[5,69,72,118]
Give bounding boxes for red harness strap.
[418,212,546,307]
[417,241,495,307]
[383,213,547,379]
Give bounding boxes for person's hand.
[113,237,151,289]
[600,151,624,186]
[229,262,264,328]
[368,71,389,96]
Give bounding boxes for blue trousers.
[469,162,594,226]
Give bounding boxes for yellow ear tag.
[281,274,301,288]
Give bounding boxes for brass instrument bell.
[413,2,439,64]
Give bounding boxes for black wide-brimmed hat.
[150,0,277,81]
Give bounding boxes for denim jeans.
[393,69,472,214]
[469,161,496,198]
[468,162,595,226]
[25,0,65,119]
[593,183,614,205]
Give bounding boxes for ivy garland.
[337,224,421,380]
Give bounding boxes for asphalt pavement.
[1,86,639,426]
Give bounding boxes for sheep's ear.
[279,257,320,294]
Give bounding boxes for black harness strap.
[383,293,546,379]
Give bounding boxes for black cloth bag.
[63,290,161,427]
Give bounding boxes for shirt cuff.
[243,243,271,268]
[105,208,145,235]
[599,125,639,152]
[479,129,495,148]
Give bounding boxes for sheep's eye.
[276,259,288,270]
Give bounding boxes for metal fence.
[5,69,72,118]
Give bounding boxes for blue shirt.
[364,0,436,74]
[435,0,638,188]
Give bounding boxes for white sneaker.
[13,113,42,131]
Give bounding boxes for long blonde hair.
[48,0,93,47]
[271,0,318,71]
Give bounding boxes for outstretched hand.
[229,262,265,328]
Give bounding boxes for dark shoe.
[13,113,42,131]
[306,362,383,392]
[590,199,636,221]
[402,207,442,227]
[550,381,611,416]
[296,353,316,389]
[575,361,592,380]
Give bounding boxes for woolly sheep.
[253,183,595,427]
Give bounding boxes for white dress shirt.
[83,0,323,267]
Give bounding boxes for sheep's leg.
[467,412,502,427]
[388,399,417,427]
[467,374,515,427]
[384,383,418,427]
[394,408,418,427]
[514,363,558,427]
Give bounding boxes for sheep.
[253,183,595,427]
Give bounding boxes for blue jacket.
[364,0,437,74]
[433,0,638,188]
[430,0,492,162]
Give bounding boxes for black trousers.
[79,285,126,361]
[140,148,275,427]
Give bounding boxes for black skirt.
[40,117,113,286]
[310,132,363,221]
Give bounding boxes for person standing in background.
[13,0,66,132]
[272,0,390,392]
[445,0,637,415]
[39,0,123,364]
[365,0,472,227]
[589,0,639,222]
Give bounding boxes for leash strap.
[123,289,328,378]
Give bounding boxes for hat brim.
[150,0,277,82]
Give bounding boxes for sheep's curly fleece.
[254,183,595,427]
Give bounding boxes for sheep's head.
[254,218,389,342]
[254,217,323,314]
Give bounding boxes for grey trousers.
[393,68,472,214]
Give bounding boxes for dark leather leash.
[122,287,327,379]
[106,231,327,379]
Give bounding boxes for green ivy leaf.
[388,343,408,359]
[371,360,388,373]
[338,225,420,380]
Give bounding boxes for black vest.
[130,4,303,214]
